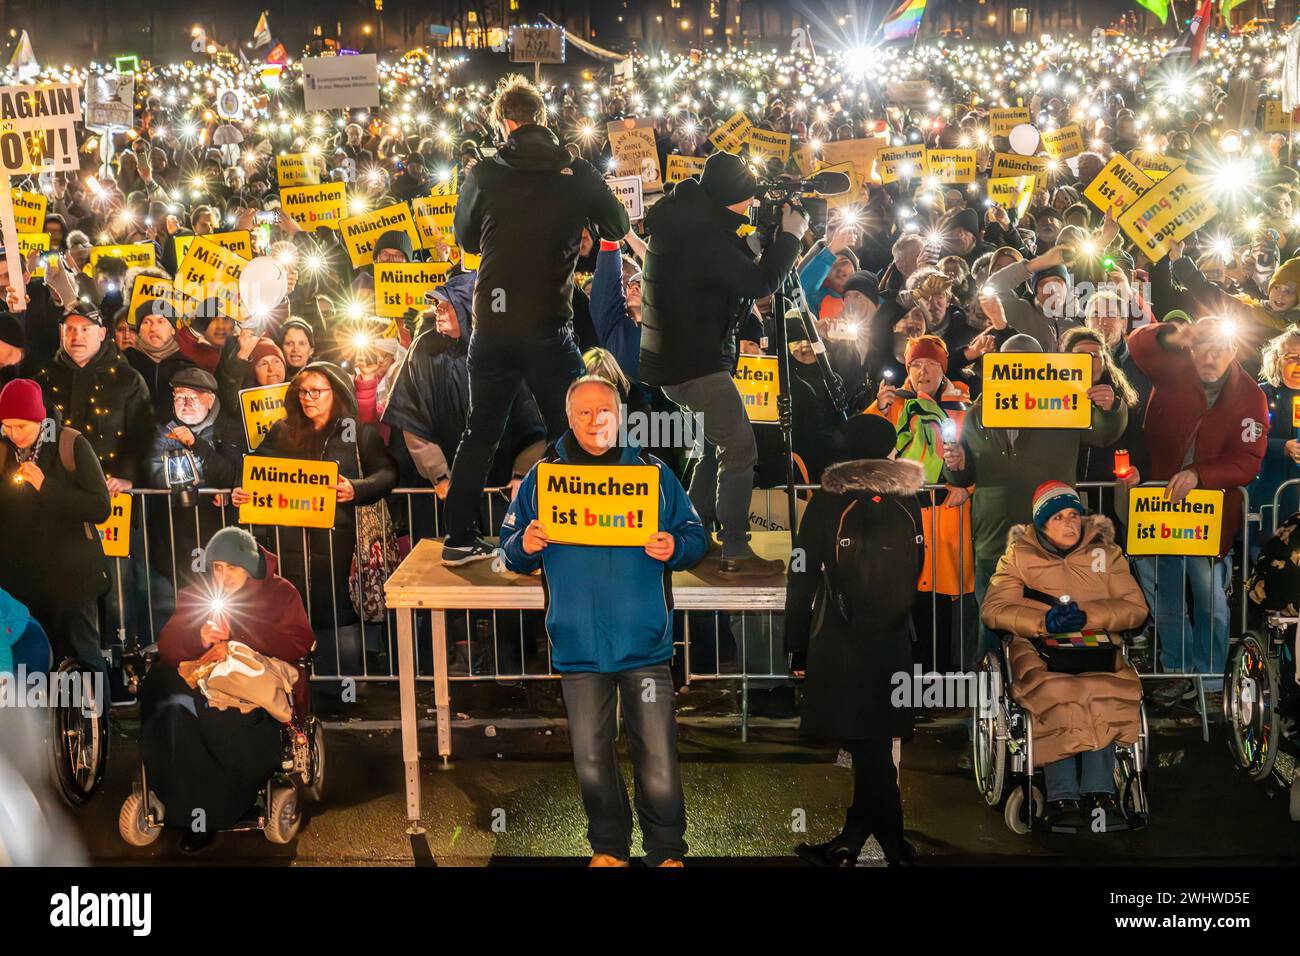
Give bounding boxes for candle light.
[1113,449,1132,478]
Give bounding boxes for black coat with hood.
[784,456,926,742]
[254,362,398,626]
[0,423,112,610]
[453,124,629,337]
[638,178,801,387]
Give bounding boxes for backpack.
[820,494,924,626]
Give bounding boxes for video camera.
[751,169,851,241]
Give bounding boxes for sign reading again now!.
[536,462,660,547]
[981,353,1092,428]
[1125,488,1225,557]
[238,455,338,529]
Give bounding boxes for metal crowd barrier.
[104,478,1274,735]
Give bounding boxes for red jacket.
[175,325,221,374]
[1128,323,1268,555]
[158,548,315,716]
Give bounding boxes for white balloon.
[239,256,288,325]
[1008,123,1041,157]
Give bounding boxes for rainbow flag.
[879,0,927,43]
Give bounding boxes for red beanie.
[904,334,949,373]
[0,378,45,423]
[247,338,286,370]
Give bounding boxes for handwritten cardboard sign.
[536,462,660,546]
[607,118,662,192]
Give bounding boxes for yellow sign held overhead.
[10,187,45,232]
[665,154,706,184]
[991,151,1049,187]
[174,234,249,319]
[339,202,419,268]
[989,107,1031,137]
[87,242,155,273]
[877,144,928,185]
[1116,166,1218,263]
[238,383,289,451]
[1041,123,1085,160]
[1083,153,1154,215]
[1125,488,1225,557]
[746,127,792,165]
[280,181,347,231]
[276,152,325,187]
[127,273,175,321]
[375,261,456,317]
[411,192,457,251]
[708,110,753,154]
[14,231,48,276]
[173,230,254,263]
[982,353,1092,429]
[238,455,338,529]
[535,462,660,547]
[986,176,1036,218]
[926,148,978,184]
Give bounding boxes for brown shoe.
[657,859,685,867]
[718,553,786,576]
[589,853,630,867]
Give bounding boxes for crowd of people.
[0,27,1298,861]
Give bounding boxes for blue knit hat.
[1032,480,1083,530]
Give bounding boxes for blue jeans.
[1043,746,1116,800]
[559,663,687,865]
[1134,555,1229,686]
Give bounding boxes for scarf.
[134,334,181,363]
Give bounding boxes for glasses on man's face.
[300,387,332,401]
[173,389,204,403]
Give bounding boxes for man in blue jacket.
[500,375,708,867]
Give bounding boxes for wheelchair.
[971,632,1150,834]
[117,645,326,847]
[4,617,110,808]
[1223,611,1300,821]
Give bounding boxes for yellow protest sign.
[375,261,455,317]
[340,202,419,268]
[877,144,928,184]
[96,492,132,558]
[1083,153,1154,215]
[1117,166,1218,263]
[1264,101,1294,134]
[986,176,1036,217]
[276,152,325,186]
[10,187,45,232]
[1293,394,1300,429]
[1127,149,1184,182]
[926,148,977,184]
[746,126,792,165]
[14,231,48,276]
[238,383,289,451]
[814,161,860,210]
[174,234,249,319]
[991,151,1049,187]
[819,136,887,184]
[173,230,254,263]
[463,252,481,271]
[665,154,706,184]
[88,243,155,273]
[989,107,1031,136]
[1041,123,1085,160]
[982,353,1092,429]
[535,462,660,547]
[607,118,663,192]
[733,354,780,423]
[127,273,174,321]
[238,455,338,529]
[1125,488,1225,557]
[281,181,347,231]
[708,110,752,154]
[411,192,457,251]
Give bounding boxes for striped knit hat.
[1032,480,1083,530]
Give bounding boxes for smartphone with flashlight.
[940,419,958,445]
[254,210,280,226]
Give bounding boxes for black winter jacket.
[126,346,197,423]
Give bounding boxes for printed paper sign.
[97,492,132,558]
[1125,488,1225,557]
[411,192,457,251]
[605,175,643,221]
[375,261,455,317]
[281,181,346,231]
[535,462,660,547]
[238,383,289,451]
[989,107,1031,136]
[175,230,254,264]
[302,54,380,112]
[709,110,753,154]
[926,148,977,184]
[982,353,1092,429]
[0,84,82,175]
[276,152,324,187]
[340,202,419,268]
[1083,153,1154,215]
[877,144,928,184]
[1127,149,1184,182]
[128,273,175,322]
[175,234,249,319]
[665,154,705,184]
[14,231,48,276]
[88,242,155,272]
[733,354,780,424]
[1041,123,1085,160]
[607,118,662,192]
[238,455,339,529]
[986,175,1036,217]
[1264,100,1294,133]
[10,187,44,231]
[991,151,1049,186]
[1117,166,1218,263]
[0,83,82,129]
[746,127,792,164]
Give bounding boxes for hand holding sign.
[522,519,549,555]
[1164,468,1199,503]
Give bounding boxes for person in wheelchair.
[140,527,313,853]
[980,481,1148,830]
[0,586,50,683]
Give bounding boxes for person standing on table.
[499,376,709,867]
[440,75,630,566]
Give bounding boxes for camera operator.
[441,75,629,566]
[639,150,808,575]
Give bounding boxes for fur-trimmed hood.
[1006,513,1116,550]
[820,457,926,497]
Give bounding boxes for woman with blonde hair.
[1251,327,1300,525]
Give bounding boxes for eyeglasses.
[173,389,205,402]
[300,387,332,400]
